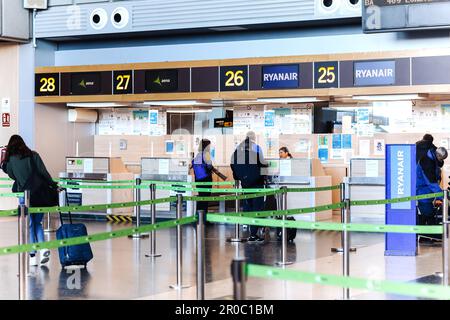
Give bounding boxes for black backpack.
[23,155,59,208]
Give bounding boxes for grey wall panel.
[0,0,30,41]
[36,0,360,39]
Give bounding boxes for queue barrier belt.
[0,216,197,256]
[246,264,450,300]
[0,192,23,198]
[207,214,443,234]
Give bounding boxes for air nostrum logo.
[153,76,171,86]
[78,79,95,88]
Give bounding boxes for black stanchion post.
[332,182,356,253]
[227,180,247,243]
[146,183,161,258]
[129,177,148,239]
[231,258,247,300]
[343,197,351,300]
[197,210,205,300]
[276,186,293,266]
[170,193,190,290]
[18,190,29,300]
[443,189,449,286]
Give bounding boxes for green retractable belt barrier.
[0,192,23,198]
[0,216,197,256]
[246,264,450,300]
[207,214,442,234]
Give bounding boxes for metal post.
[232,258,247,300]
[443,190,449,286]
[43,212,56,233]
[129,178,148,239]
[18,190,30,300]
[276,187,293,266]
[343,198,350,300]
[170,194,190,289]
[332,183,356,253]
[146,184,161,258]
[227,180,247,243]
[196,210,206,300]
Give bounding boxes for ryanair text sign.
[262,65,299,89]
[354,60,396,86]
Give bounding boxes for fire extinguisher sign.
[2,113,10,127]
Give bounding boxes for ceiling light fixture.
[256,97,324,103]
[352,94,426,101]
[143,100,209,106]
[66,102,131,108]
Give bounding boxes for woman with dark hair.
[191,139,226,219]
[279,147,293,159]
[1,135,57,267]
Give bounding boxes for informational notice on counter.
[158,159,170,175]
[342,134,352,149]
[366,160,379,177]
[165,140,174,154]
[279,159,292,177]
[374,139,385,156]
[359,139,371,157]
[264,110,275,127]
[318,148,329,163]
[83,158,94,174]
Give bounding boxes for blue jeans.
[20,197,45,255]
[242,196,265,237]
[29,213,45,254]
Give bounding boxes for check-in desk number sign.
[113,71,133,94]
[220,66,248,91]
[314,62,339,88]
[35,73,60,96]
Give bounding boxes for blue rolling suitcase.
[56,190,93,269]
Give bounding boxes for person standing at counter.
[191,139,226,220]
[416,146,448,242]
[279,147,293,159]
[1,135,59,266]
[230,131,268,243]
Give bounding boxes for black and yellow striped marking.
[106,215,132,224]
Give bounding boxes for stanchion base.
[44,229,57,233]
[145,253,162,258]
[169,284,191,290]
[128,233,150,239]
[275,261,294,266]
[331,247,357,252]
[227,238,247,243]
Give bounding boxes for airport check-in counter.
[264,158,332,222]
[140,157,194,219]
[59,157,134,216]
[347,158,385,223]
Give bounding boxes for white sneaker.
[40,249,50,264]
[29,255,38,267]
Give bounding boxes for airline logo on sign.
[262,65,299,89]
[354,60,396,86]
[145,69,178,93]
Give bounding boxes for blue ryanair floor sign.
[385,144,417,256]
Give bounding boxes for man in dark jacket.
[416,146,448,241]
[230,132,268,242]
[416,134,439,165]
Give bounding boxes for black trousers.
[196,177,212,223]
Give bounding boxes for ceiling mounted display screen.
[363,0,450,32]
[145,69,178,93]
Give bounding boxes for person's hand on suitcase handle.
[434,199,443,207]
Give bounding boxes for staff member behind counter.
[279,147,293,159]
[191,139,227,220]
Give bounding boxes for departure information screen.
[363,0,450,32]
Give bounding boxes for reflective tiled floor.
[0,215,443,300]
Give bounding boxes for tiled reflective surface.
[0,215,442,300]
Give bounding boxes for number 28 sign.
[35,73,60,96]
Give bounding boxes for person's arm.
[419,162,443,197]
[257,145,269,168]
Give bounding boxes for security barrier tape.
[0,184,13,188]
[0,192,23,198]
[207,214,442,234]
[27,196,177,214]
[220,202,344,219]
[246,264,450,300]
[351,192,444,206]
[0,209,18,217]
[185,189,283,202]
[0,216,197,256]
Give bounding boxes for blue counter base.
[384,250,417,256]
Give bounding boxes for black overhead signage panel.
[35,73,60,96]
[70,72,102,95]
[145,69,178,93]
[314,61,339,89]
[113,70,133,95]
[220,66,248,91]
